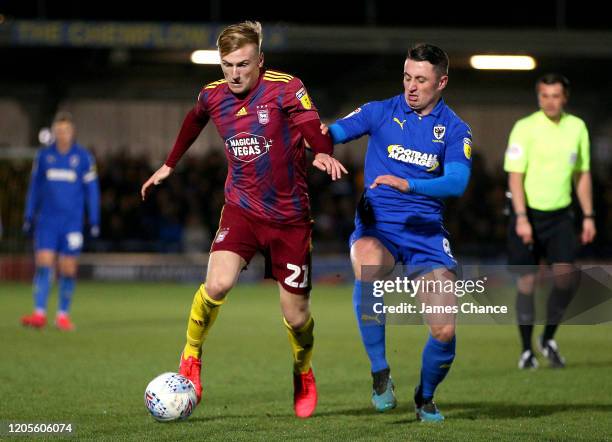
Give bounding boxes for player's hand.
[313,153,348,181]
[515,216,533,244]
[141,164,174,200]
[581,218,596,244]
[370,175,409,193]
[320,123,329,135]
[22,219,33,237]
[90,225,100,238]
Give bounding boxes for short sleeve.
[504,121,529,173]
[574,122,590,172]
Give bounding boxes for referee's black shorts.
[507,206,577,269]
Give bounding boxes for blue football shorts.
[35,222,84,256]
[350,214,457,274]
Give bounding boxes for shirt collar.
[400,95,445,117]
[51,142,76,156]
[537,109,566,125]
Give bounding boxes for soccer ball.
[144,372,197,422]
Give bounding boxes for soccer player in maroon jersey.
[141,21,347,418]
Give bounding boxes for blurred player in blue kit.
[21,112,101,331]
[324,44,472,421]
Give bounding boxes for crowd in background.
[1,149,610,258]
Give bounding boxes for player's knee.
[352,237,382,262]
[552,265,576,291]
[351,239,393,281]
[517,274,537,294]
[284,310,309,329]
[553,276,573,291]
[204,278,233,300]
[35,251,55,268]
[58,260,78,277]
[431,325,455,343]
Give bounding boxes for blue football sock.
[33,266,52,312]
[58,276,76,314]
[420,334,456,400]
[353,280,388,373]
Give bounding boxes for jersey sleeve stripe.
[266,69,293,77]
[264,71,293,80]
[204,79,227,89]
[83,171,98,183]
[263,76,290,83]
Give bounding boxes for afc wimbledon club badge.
[257,106,269,125]
[433,124,446,140]
[295,87,312,110]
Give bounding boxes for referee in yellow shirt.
[504,73,596,369]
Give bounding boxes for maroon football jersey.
[195,69,320,224]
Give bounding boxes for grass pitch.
[1,282,611,441]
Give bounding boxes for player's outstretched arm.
[312,153,348,181]
[370,162,471,197]
[370,175,409,192]
[297,119,347,180]
[321,122,347,144]
[141,164,174,200]
[141,106,208,201]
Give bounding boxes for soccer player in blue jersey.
[324,44,472,421]
[21,112,101,331]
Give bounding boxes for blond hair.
[217,21,263,56]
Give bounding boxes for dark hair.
[536,73,570,95]
[406,43,449,77]
[52,111,74,125]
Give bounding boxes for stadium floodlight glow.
[190,50,221,65]
[470,55,536,70]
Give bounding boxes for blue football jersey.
[335,96,472,226]
[25,143,100,228]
